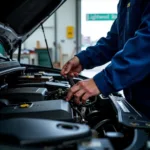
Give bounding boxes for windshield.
[0,44,6,56]
[0,44,10,61]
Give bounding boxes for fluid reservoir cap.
[19,103,30,108]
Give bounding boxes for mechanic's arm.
[76,19,119,70]
[94,4,150,96]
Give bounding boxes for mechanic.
[61,0,150,118]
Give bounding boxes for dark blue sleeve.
[76,19,119,69]
[93,3,150,96]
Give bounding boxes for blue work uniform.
[76,0,150,118]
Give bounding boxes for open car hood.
[0,0,66,55]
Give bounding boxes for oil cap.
[19,103,30,108]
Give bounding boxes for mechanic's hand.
[61,56,82,77]
[66,79,100,104]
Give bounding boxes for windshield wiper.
[0,56,10,61]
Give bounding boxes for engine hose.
[70,102,86,123]
[86,110,101,119]
[93,119,111,130]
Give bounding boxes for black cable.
[67,75,75,86]
[70,102,85,123]
[93,119,111,130]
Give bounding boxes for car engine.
[0,64,150,150]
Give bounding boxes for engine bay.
[0,65,150,150]
[1,0,150,149]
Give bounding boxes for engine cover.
[0,100,73,122]
[1,87,47,102]
[0,118,91,146]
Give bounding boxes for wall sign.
[86,14,117,21]
[66,26,74,39]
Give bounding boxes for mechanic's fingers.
[66,84,80,101]
[68,72,79,77]
[61,61,73,76]
[74,72,79,77]
[61,64,67,75]
[69,72,75,77]
[61,65,70,75]
[74,89,85,104]
[82,93,90,104]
